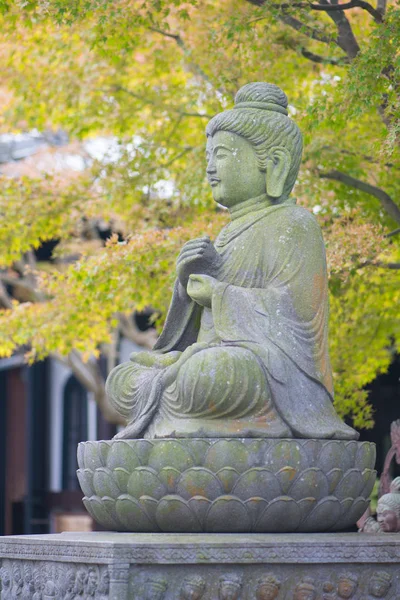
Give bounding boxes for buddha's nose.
[206,156,217,175]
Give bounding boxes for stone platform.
[1,532,400,598]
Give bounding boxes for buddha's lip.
[208,177,220,186]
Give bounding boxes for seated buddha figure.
[106,82,358,441]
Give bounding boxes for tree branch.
[376,0,388,17]
[319,0,360,58]
[113,86,211,119]
[300,46,349,64]
[385,227,400,238]
[308,1,383,23]
[277,14,333,44]
[118,313,158,349]
[249,0,383,22]
[359,260,400,270]
[65,349,125,425]
[149,27,227,95]
[319,169,400,224]
[0,280,13,309]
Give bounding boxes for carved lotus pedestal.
[77,438,376,533]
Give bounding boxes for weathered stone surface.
[1,532,400,599]
[77,438,376,533]
[105,82,357,444]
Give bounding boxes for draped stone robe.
[106,200,358,441]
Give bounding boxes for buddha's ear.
[265,147,291,199]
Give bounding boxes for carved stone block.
[77,438,376,533]
[1,532,400,599]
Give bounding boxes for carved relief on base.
[0,560,109,599]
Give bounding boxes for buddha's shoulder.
[267,203,321,232]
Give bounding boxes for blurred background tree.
[0,0,399,428]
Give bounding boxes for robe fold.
[106,200,358,440]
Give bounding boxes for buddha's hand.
[187,274,218,308]
[176,236,222,288]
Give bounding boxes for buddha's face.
[180,582,204,600]
[294,589,316,600]
[206,131,266,208]
[219,581,241,600]
[377,509,399,532]
[338,578,357,598]
[369,576,390,597]
[256,582,279,599]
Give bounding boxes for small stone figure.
[86,567,98,597]
[73,568,88,598]
[180,575,206,599]
[43,580,57,600]
[255,574,281,599]
[367,572,392,598]
[96,568,110,600]
[11,563,23,597]
[293,577,317,600]
[0,566,12,600]
[21,563,34,600]
[322,582,336,600]
[358,515,382,534]
[143,578,168,600]
[379,420,400,496]
[376,477,400,533]
[218,574,243,600]
[63,567,76,600]
[32,568,43,600]
[337,573,358,599]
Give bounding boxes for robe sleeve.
[153,279,201,353]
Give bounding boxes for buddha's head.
[256,574,281,599]
[218,574,242,600]
[293,577,317,600]
[377,492,400,532]
[144,578,168,600]
[368,571,391,597]
[206,82,302,209]
[337,573,358,598]
[180,575,206,600]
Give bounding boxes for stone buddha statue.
[106,82,358,442]
[376,476,400,532]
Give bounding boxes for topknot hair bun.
[234,82,288,115]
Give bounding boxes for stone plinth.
[1,532,400,599]
[77,438,376,533]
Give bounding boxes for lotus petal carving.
[106,440,141,471]
[204,440,251,473]
[232,468,281,500]
[156,495,202,533]
[257,497,301,532]
[206,496,251,533]
[303,497,342,532]
[93,468,120,498]
[177,467,224,500]
[127,467,167,500]
[289,468,329,501]
[77,438,376,533]
[148,441,195,472]
[77,469,95,498]
[115,494,155,531]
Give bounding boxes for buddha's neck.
[229,194,271,220]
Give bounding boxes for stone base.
[1,532,400,599]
